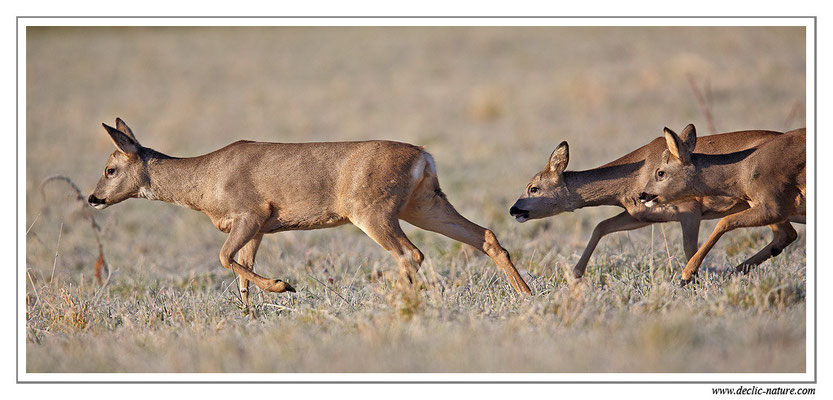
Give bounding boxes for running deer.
[509,127,789,278]
[88,118,532,308]
[639,124,805,286]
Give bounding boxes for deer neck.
[141,155,206,211]
[691,154,747,199]
[563,165,635,208]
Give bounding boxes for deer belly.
[260,213,349,232]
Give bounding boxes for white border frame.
[17,16,816,384]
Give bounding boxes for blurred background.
[26,26,805,279]
[26,26,805,196]
[25,26,806,373]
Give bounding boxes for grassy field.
[24,26,806,373]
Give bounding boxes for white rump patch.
[411,151,437,184]
[423,152,437,177]
[410,156,426,184]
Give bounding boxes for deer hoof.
[284,282,296,293]
[266,279,296,293]
[679,272,700,287]
[734,265,752,275]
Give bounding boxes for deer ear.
[679,123,697,154]
[115,117,139,144]
[103,123,140,156]
[548,141,569,174]
[663,127,692,164]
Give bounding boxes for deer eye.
[656,170,665,179]
[106,168,116,177]
[529,186,540,194]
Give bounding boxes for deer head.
[88,118,151,209]
[639,124,698,207]
[509,141,578,222]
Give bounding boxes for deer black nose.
[509,206,528,217]
[638,192,659,204]
[88,194,103,205]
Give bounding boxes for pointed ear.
[103,123,140,156]
[115,117,139,144]
[548,141,569,174]
[679,123,697,153]
[663,127,682,159]
[663,126,692,164]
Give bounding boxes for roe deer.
[509,127,787,278]
[639,124,805,286]
[88,118,532,308]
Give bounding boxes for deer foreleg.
[628,201,703,272]
[679,213,702,262]
[680,207,781,286]
[573,212,650,278]
[219,216,294,294]
[236,233,264,308]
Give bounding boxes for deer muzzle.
[88,194,108,210]
[509,206,530,223]
[638,192,659,207]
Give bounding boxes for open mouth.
[509,206,530,223]
[639,193,659,207]
[88,194,108,210]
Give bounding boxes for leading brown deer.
[639,124,805,286]
[509,127,791,279]
[88,118,532,310]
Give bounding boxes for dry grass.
[25,26,806,373]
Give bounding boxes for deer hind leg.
[734,221,797,274]
[219,216,294,294]
[236,233,264,308]
[680,207,782,286]
[573,211,650,278]
[400,187,532,295]
[352,215,424,285]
